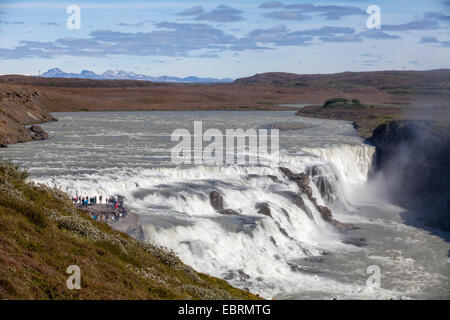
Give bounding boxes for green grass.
[0,159,260,300]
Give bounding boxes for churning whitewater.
[2,111,449,299]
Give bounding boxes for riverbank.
[0,84,55,147]
[295,100,449,139]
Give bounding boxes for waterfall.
[33,143,376,298]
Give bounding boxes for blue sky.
[0,0,449,78]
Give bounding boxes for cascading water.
[2,111,448,299]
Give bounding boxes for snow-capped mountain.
[39,68,233,83]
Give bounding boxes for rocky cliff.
[0,84,56,147]
[368,120,450,231]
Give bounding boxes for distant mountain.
[39,68,233,83]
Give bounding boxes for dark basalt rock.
[246,174,281,183]
[278,167,354,231]
[255,202,271,217]
[210,191,239,215]
[223,269,250,282]
[210,191,224,211]
[317,205,354,230]
[304,257,325,263]
[306,165,321,177]
[218,209,239,215]
[288,262,321,274]
[343,237,367,247]
[29,125,49,141]
[280,208,291,222]
[275,221,293,240]
[306,165,337,202]
[296,181,313,198]
[329,219,354,231]
[277,191,313,219]
[269,236,277,247]
[315,176,335,201]
[267,175,281,183]
[279,167,314,197]
[279,167,309,184]
[317,205,332,221]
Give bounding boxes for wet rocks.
[246,174,281,183]
[29,125,49,141]
[223,269,250,282]
[278,167,354,231]
[209,191,239,215]
[255,202,271,217]
[279,167,314,197]
[269,236,277,246]
[306,165,337,202]
[287,262,321,274]
[296,181,313,199]
[317,205,354,230]
[315,176,335,201]
[342,237,367,247]
[277,191,313,219]
[330,219,354,231]
[279,167,308,183]
[317,205,332,221]
[267,175,281,183]
[306,165,321,177]
[280,208,291,222]
[219,209,239,215]
[210,191,224,211]
[275,221,293,240]
[304,257,325,263]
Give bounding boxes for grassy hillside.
[0,159,259,300]
[234,69,450,94]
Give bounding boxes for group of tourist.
[72,194,103,207]
[72,194,128,223]
[106,195,124,210]
[91,210,127,223]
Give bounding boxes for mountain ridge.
[39,68,234,84]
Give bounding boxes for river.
[1,111,448,299]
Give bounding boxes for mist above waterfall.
[368,120,450,232]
